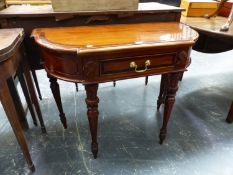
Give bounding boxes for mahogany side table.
[32,22,198,158]
[0,28,46,171]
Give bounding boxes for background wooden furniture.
[4,0,181,6]
[0,0,5,10]
[219,0,233,17]
[0,28,46,171]
[6,0,50,5]
[32,22,198,158]
[180,0,219,17]
[0,3,184,126]
[141,0,181,6]
[181,15,233,123]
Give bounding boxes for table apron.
[41,47,191,84]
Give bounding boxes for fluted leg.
[159,72,182,144]
[0,80,35,171]
[48,75,67,129]
[85,84,99,159]
[157,74,168,110]
[226,101,233,123]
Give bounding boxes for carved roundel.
[83,61,99,79]
[175,51,189,67]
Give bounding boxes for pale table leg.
[0,80,35,171]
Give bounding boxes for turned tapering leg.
[0,80,35,171]
[159,72,182,144]
[226,101,233,123]
[48,75,67,129]
[21,61,46,133]
[113,81,116,87]
[157,74,168,110]
[85,84,99,159]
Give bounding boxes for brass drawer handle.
[129,60,151,73]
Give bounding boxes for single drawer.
[100,53,176,76]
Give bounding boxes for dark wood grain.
[33,22,198,157]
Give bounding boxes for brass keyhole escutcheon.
[129,60,151,73]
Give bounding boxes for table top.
[32,22,199,54]
[0,28,24,62]
[181,15,233,39]
[0,3,183,17]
